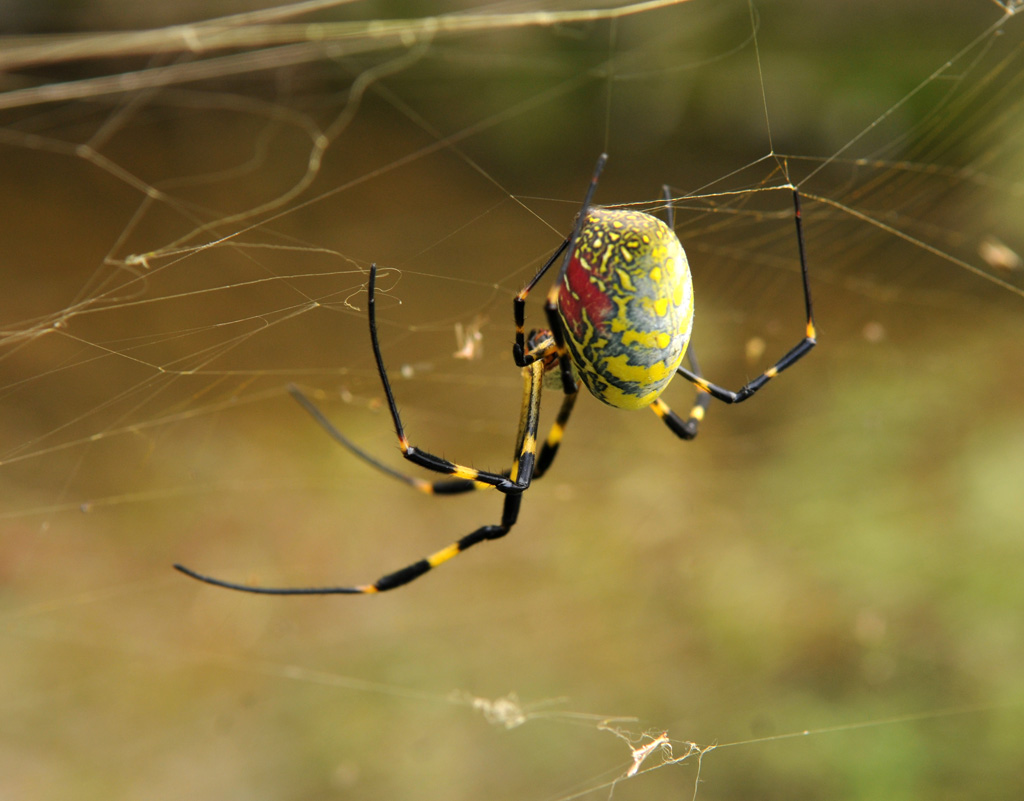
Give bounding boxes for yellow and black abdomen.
[557,208,693,410]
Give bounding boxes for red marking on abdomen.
[558,251,613,341]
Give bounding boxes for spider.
[175,154,816,595]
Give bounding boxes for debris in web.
[470,692,529,729]
[453,315,487,360]
[625,730,673,777]
[598,720,715,799]
[451,691,568,730]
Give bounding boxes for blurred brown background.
[2,1,1023,799]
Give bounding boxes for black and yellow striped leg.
[543,153,607,395]
[367,487,524,593]
[291,375,572,492]
[649,346,711,440]
[174,365,542,595]
[534,389,578,478]
[350,265,529,492]
[288,384,492,496]
[650,190,712,439]
[512,153,608,398]
[345,362,547,594]
[174,302,547,595]
[174,491,526,595]
[677,189,817,404]
[513,237,569,367]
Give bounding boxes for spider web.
[2,1,1024,799]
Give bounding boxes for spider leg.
[543,153,607,395]
[512,153,608,399]
[365,265,536,492]
[513,237,569,366]
[361,491,525,593]
[292,375,570,489]
[534,389,578,478]
[649,345,712,440]
[676,189,816,404]
[174,492,524,595]
[289,385,492,496]
[649,184,711,439]
[174,322,547,595]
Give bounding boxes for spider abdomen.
[557,208,693,410]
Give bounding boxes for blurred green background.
[2,1,1023,799]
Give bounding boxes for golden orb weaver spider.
[175,154,816,595]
